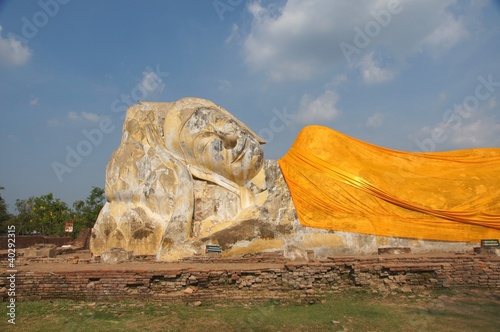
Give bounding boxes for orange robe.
[279,126,500,242]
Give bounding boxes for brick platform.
[0,235,68,250]
[1,253,499,303]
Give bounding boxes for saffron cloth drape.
[278,125,500,242]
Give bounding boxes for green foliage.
[0,186,9,221]
[28,193,70,236]
[11,198,33,234]
[1,289,500,332]
[71,186,105,235]
[0,186,13,233]
[0,186,104,236]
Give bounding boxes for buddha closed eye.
[180,108,264,185]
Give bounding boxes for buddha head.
[163,98,266,189]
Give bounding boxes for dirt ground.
[8,250,285,273]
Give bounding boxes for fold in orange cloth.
[279,126,500,242]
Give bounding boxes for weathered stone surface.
[24,244,57,258]
[100,247,133,264]
[90,98,268,261]
[378,247,412,255]
[90,97,478,262]
[474,247,500,256]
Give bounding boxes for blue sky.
[0,0,499,212]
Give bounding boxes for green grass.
[1,288,499,331]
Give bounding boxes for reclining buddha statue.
[90,97,500,261]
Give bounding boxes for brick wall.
[1,254,499,303]
[0,235,68,250]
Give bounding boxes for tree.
[0,186,9,221]
[72,186,105,235]
[28,193,71,236]
[2,187,105,237]
[10,198,31,234]
[0,186,13,233]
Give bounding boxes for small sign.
[481,239,499,248]
[206,245,222,253]
[65,221,74,233]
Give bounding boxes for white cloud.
[67,111,106,123]
[225,24,241,45]
[421,14,468,55]
[366,112,385,128]
[218,79,232,92]
[438,93,447,104]
[488,97,496,110]
[412,101,500,151]
[67,111,80,121]
[29,97,39,106]
[47,118,62,126]
[140,71,164,95]
[295,90,341,124]
[325,74,347,90]
[241,0,479,81]
[244,0,348,81]
[357,53,394,84]
[448,119,500,147]
[447,97,500,147]
[81,112,103,122]
[0,25,32,67]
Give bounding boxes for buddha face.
[179,108,264,185]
